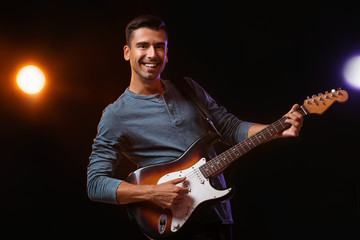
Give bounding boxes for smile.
[142,62,159,69]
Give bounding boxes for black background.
[1,1,359,239]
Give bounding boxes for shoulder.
[172,77,208,98]
[102,90,134,119]
[97,91,133,130]
[178,76,204,90]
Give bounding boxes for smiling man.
[124,24,168,95]
[87,15,303,240]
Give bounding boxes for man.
[87,15,303,239]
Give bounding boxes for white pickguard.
[157,158,232,232]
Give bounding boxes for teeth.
[144,63,157,68]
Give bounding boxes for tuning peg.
[311,94,317,102]
[318,93,324,100]
[331,89,336,92]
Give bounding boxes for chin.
[134,66,163,82]
[140,75,158,82]
[142,72,161,81]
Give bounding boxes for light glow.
[17,65,46,94]
[343,56,360,89]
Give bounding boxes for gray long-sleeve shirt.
[87,77,254,223]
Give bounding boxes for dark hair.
[125,15,167,46]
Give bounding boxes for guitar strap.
[172,77,223,139]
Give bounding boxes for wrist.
[145,184,156,202]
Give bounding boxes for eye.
[155,45,165,50]
[136,43,149,49]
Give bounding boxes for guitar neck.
[199,105,308,178]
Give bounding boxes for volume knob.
[173,223,180,231]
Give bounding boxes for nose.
[147,46,157,58]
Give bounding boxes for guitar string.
[176,114,302,183]
[180,122,286,181]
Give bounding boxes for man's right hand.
[116,177,189,209]
[149,177,189,209]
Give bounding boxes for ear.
[124,45,130,61]
[165,47,168,63]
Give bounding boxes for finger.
[169,176,186,185]
[285,104,299,117]
[287,111,303,121]
[168,194,186,209]
[293,111,303,120]
[177,187,189,195]
[173,194,186,203]
[285,118,300,128]
[287,110,303,126]
[289,104,299,113]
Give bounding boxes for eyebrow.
[135,41,166,47]
[155,42,166,47]
[135,41,149,46]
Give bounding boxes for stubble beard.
[133,61,165,82]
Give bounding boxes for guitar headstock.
[303,89,348,115]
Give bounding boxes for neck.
[129,76,163,96]
[199,106,308,178]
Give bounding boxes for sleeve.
[183,77,255,146]
[87,107,125,205]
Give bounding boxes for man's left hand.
[278,104,303,138]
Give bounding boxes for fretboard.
[199,106,308,178]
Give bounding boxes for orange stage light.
[17,65,46,94]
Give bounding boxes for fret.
[251,135,261,146]
[236,145,246,155]
[226,152,235,162]
[280,119,286,128]
[273,121,283,132]
[248,137,256,146]
[207,165,214,175]
[261,130,272,139]
[278,117,289,129]
[266,126,276,136]
[231,147,240,158]
[214,159,222,169]
[225,149,235,160]
[255,132,266,144]
[219,158,226,168]
[202,164,209,174]
[221,155,229,165]
[211,163,217,173]
[247,141,253,149]
[241,141,251,152]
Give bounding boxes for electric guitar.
[126,89,348,239]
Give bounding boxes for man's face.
[124,28,168,82]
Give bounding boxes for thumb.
[291,104,300,111]
[285,104,299,117]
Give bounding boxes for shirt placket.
[162,94,181,127]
